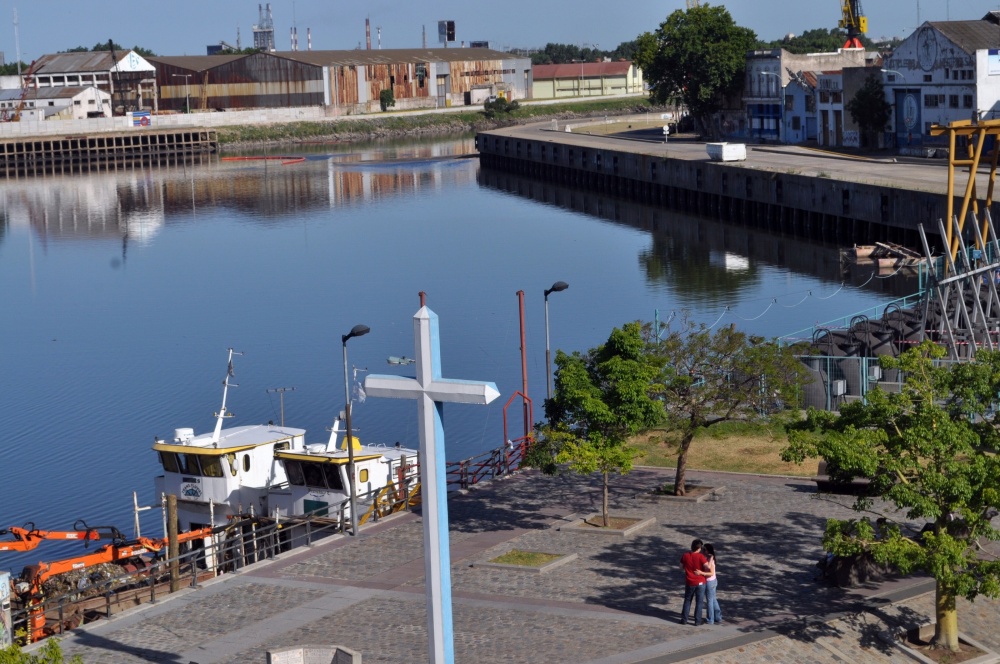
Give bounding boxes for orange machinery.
[14,525,216,642]
[0,521,120,553]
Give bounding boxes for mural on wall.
[844,130,860,148]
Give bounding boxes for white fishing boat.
[152,349,418,533]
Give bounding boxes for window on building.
[832,92,842,104]
[792,116,801,130]
[924,122,933,134]
[49,101,55,106]
[924,74,932,82]
[819,91,830,103]
[806,95,816,112]
[785,95,793,111]
[74,100,81,105]
[925,95,939,108]
[964,95,974,108]
[950,95,959,108]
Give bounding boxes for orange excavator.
[12,524,216,642]
[0,521,117,553]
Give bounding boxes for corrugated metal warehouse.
[149,48,532,113]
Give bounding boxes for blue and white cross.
[364,306,499,664]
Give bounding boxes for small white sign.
[660,112,674,119]
[662,125,671,134]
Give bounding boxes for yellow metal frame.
[274,451,384,464]
[929,118,1000,264]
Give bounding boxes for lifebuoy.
[139,116,150,127]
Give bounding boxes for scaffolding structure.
[253,3,275,52]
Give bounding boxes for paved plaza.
[43,467,1000,663]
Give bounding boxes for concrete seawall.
[475,122,995,248]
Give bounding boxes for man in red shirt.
[680,538,708,625]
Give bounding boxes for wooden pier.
[0,128,218,178]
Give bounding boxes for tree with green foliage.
[540,321,663,526]
[0,638,83,664]
[757,27,874,54]
[782,341,1000,652]
[379,88,396,112]
[482,97,520,119]
[62,42,156,57]
[0,62,29,76]
[846,73,891,148]
[643,3,757,135]
[650,319,807,496]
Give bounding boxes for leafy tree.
[379,88,396,112]
[846,73,891,148]
[632,32,658,74]
[87,41,156,57]
[0,62,29,76]
[782,341,1000,652]
[541,322,663,525]
[482,97,520,120]
[643,4,757,135]
[757,27,875,54]
[0,638,82,664]
[650,319,806,496]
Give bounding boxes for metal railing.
[8,437,527,644]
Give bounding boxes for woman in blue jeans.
[703,543,723,624]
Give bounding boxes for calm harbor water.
[0,135,910,572]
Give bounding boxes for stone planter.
[645,485,726,503]
[878,623,999,664]
[559,514,656,537]
[474,551,579,574]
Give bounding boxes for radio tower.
[686,0,700,8]
[253,3,275,52]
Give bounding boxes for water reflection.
[0,139,480,246]
[477,167,919,305]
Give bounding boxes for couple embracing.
[679,538,723,626]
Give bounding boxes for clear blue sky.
[0,0,997,60]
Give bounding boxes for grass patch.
[629,421,817,477]
[489,549,563,567]
[214,97,659,146]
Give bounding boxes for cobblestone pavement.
[45,467,1000,663]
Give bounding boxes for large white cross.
[364,306,499,664]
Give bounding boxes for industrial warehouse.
[11,47,532,116]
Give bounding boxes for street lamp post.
[544,281,569,403]
[342,323,370,536]
[761,71,784,143]
[171,73,191,112]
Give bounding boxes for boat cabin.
[270,433,418,519]
[153,424,306,530]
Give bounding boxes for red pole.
[516,290,529,441]
[419,291,426,307]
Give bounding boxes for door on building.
[820,110,829,146]
[834,110,843,146]
[437,74,449,107]
[806,116,817,140]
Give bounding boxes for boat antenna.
[211,348,242,444]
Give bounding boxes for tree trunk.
[934,581,960,651]
[602,471,610,527]
[673,435,694,496]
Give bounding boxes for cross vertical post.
[364,306,499,664]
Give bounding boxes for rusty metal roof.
[0,86,105,101]
[268,48,522,66]
[147,55,247,73]
[533,62,633,79]
[34,51,121,74]
[930,19,1000,53]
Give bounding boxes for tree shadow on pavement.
[65,630,188,663]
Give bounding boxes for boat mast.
[211,348,242,444]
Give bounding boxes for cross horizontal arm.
[365,374,500,405]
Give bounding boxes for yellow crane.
[839,0,867,48]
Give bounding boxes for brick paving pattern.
[38,467,1000,663]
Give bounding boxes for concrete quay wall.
[475,127,990,247]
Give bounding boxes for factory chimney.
[366,17,371,49]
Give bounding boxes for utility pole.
[266,386,295,427]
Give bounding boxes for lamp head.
[545,281,569,297]
[342,324,370,345]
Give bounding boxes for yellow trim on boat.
[275,451,383,464]
[152,443,260,455]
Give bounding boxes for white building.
[0,86,111,121]
[882,13,1000,149]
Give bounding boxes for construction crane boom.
[838,0,867,49]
